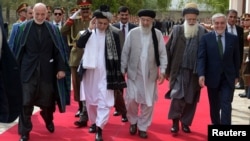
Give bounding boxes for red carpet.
[0,36,210,140]
[0,80,210,141]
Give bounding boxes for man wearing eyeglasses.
[61,0,92,128]
[52,7,64,30]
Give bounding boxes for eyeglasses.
[54,13,62,16]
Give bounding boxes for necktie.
[122,24,125,36]
[218,35,223,57]
[230,26,234,34]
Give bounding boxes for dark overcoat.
[0,5,23,123]
[13,20,71,113]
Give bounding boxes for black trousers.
[114,89,127,116]
[18,105,54,136]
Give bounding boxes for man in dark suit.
[225,10,244,91]
[13,3,70,141]
[197,13,240,125]
[112,6,136,122]
[0,5,23,123]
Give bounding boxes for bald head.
[33,3,47,24]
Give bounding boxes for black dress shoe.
[138,130,148,138]
[95,127,103,141]
[181,124,191,133]
[113,111,121,116]
[171,119,179,134]
[46,122,55,133]
[235,83,244,89]
[74,120,87,127]
[129,124,137,135]
[248,106,250,109]
[121,115,128,122]
[239,93,247,98]
[75,110,81,117]
[89,124,97,133]
[19,135,29,141]
[74,112,88,127]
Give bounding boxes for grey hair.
[211,13,226,24]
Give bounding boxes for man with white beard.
[12,3,70,141]
[165,3,207,134]
[121,9,167,139]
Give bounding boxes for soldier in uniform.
[61,0,92,127]
[16,3,28,23]
[46,6,53,21]
[239,13,250,98]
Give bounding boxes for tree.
[192,0,229,13]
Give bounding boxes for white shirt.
[227,23,237,35]
[119,22,128,37]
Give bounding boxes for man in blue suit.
[197,13,240,125]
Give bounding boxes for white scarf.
[81,29,98,69]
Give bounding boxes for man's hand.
[70,9,81,20]
[199,76,205,88]
[89,17,96,30]
[158,73,165,85]
[56,71,65,79]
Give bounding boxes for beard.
[184,21,199,38]
[139,22,153,34]
[34,19,45,25]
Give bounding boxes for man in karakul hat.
[165,2,207,134]
[76,4,126,141]
[120,9,167,139]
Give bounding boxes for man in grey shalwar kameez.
[121,9,167,139]
[165,2,207,134]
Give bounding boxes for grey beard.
[139,23,153,34]
[184,21,198,38]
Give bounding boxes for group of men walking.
[1,1,250,141]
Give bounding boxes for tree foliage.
[191,0,229,13]
[1,0,228,22]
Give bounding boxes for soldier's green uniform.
[60,0,91,127]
